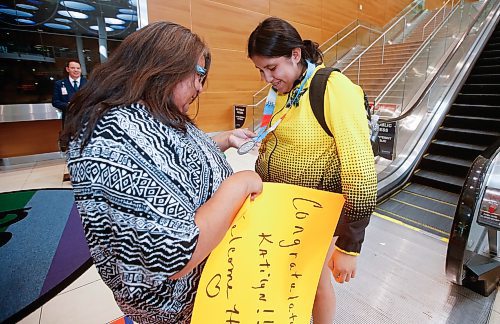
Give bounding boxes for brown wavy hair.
[61,21,211,149]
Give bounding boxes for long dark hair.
[61,21,211,149]
[247,17,323,64]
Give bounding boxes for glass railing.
[374,0,465,118]
[421,0,459,41]
[342,0,454,86]
[376,0,498,187]
[322,23,381,68]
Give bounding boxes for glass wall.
[0,0,139,105]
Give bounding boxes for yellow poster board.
[191,182,344,324]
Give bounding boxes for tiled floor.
[1,148,258,324]
[1,149,498,324]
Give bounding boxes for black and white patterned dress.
[67,103,233,323]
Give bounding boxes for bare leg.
[312,237,337,324]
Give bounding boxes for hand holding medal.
[237,140,257,155]
[237,60,316,155]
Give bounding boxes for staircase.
[343,42,422,101]
[341,8,447,104]
[412,21,500,194]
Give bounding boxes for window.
[0,0,140,105]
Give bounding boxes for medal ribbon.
[253,60,316,143]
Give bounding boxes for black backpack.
[309,67,379,156]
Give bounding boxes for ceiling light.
[58,10,89,19]
[15,18,36,24]
[55,18,72,23]
[59,1,95,11]
[44,23,72,30]
[90,25,113,32]
[16,4,38,10]
[0,9,33,17]
[119,8,136,14]
[104,17,125,25]
[116,14,137,21]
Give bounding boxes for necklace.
[237,60,316,155]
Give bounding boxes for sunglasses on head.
[195,64,207,83]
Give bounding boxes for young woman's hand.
[329,248,357,283]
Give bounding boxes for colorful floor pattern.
[0,189,92,323]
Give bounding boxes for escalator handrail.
[377,0,495,124]
[376,0,500,201]
[375,0,463,122]
[445,139,500,285]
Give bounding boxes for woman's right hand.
[169,171,262,280]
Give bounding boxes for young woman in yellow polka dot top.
[248,17,377,323]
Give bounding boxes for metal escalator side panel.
[445,155,489,285]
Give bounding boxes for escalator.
[446,138,500,297]
[375,20,500,240]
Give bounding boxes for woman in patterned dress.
[60,21,262,323]
[247,17,377,323]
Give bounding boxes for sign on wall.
[234,105,246,129]
[378,121,397,160]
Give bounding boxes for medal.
[237,140,256,155]
[237,61,316,156]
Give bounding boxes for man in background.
[52,59,87,181]
[52,59,87,125]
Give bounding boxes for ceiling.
[0,0,139,40]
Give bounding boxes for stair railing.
[422,0,458,40]
[341,0,426,84]
[322,23,381,68]
[374,0,474,121]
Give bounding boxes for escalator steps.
[413,169,464,193]
[376,183,458,239]
[403,183,459,205]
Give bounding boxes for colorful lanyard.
[253,60,316,143]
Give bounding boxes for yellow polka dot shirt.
[256,65,377,254]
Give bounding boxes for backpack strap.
[309,67,340,137]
